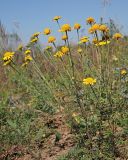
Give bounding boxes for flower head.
[31,32,40,39]
[61,34,68,41]
[88,24,100,34]
[53,16,61,21]
[61,46,69,54]
[83,77,96,85]
[43,28,51,35]
[17,44,23,51]
[3,51,15,66]
[99,24,109,32]
[48,36,56,43]
[86,17,95,24]
[25,55,33,61]
[74,23,81,30]
[25,49,31,54]
[59,24,71,32]
[121,69,127,75]
[95,40,110,46]
[22,55,32,67]
[77,48,83,53]
[45,46,52,51]
[113,33,123,40]
[79,36,89,43]
[92,38,98,44]
[54,51,63,58]
[30,37,38,43]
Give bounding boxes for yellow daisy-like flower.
[53,16,62,21]
[121,69,127,75]
[61,46,69,54]
[113,33,123,40]
[77,48,83,53]
[92,38,98,44]
[3,51,15,66]
[24,49,31,54]
[86,17,95,24]
[17,44,23,51]
[45,46,52,51]
[59,24,71,32]
[22,61,29,67]
[79,36,89,43]
[22,55,32,67]
[88,24,100,34]
[31,32,40,39]
[61,35,68,41]
[99,24,109,32]
[48,36,56,43]
[25,55,33,61]
[54,51,63,58]
[30,37,38,43]
[74,23,81,30]
[83,77,96,85]
[95,40,110,46]
[43,28,51,35]
[3,51,15,61]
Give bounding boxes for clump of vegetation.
[0,16,128,160]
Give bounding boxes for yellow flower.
[30,37,38,43]
[22,55,32,67]
[25,55,33,61]
[31,32,40,39]
[113,33,123,40]
[61,46,69,54]
[43,28,51,35]
[92,38,98,44]
[54,51,64,58]
[3,51,15,61]
[86,17,95,24]
[24,49,31,54]
[88,24,100,34]
[45,46,52,50]
[22,61,29,67]
[48,36,56,43]
[59,24,71,32]
[3,51,15,65]
[95,40,110,46]
[77,48,82,53]
[79,36,89,43]
[83,77,96,85]
[53,16,61,21]
[3,60,12,66]
[99,24,109,32]
[74,23,81,30]
[61,35,68,41]
[121,69,127,75]
[17,44,23,51]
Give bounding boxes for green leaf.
[7,120,17,129]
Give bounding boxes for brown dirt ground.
[0,113,75,160]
